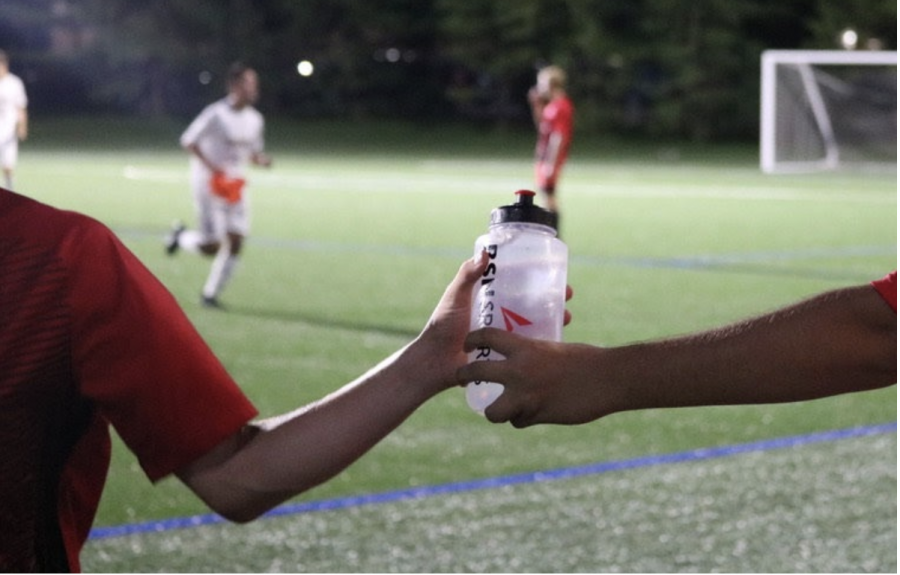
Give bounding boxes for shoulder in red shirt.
[872,271,897,312]
[0,190,257,571]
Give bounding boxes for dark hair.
[226,61,251,88]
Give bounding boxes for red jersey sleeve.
[871,271,897,312]
[64,220,258,481]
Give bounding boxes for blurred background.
[1,0,896,142]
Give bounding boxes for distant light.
[840,28,858,50]
[297,60,314,77]
[385,48,401,63]
[198,70,212,85]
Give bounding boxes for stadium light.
[840,28,858,50]
[296,60,314,77]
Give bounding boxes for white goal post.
[760,49,897,173]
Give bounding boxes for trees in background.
[0,0,895,139]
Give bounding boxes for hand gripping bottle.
[466,189,568,414]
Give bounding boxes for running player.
[166,62,272,308]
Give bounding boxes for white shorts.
[0,136,18,170]
[191,173,250,242]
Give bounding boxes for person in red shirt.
[460,273,897,428]
[528,65,574,220]
[0,189,495,572]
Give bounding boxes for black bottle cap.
[490,190,558,230]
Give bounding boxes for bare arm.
[183,143,220,174]
[459,283,896,428]
[541,132,563,176]
[177,255,487,522]
[251,152,272,168]
[17,107,27,140]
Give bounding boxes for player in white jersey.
[0,50,28,190]
[166,62,272,308]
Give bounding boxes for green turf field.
[16,117,896,572]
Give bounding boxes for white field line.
[121,164,897,204]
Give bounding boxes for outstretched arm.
[458,282,896,428]
[177,255,487,521]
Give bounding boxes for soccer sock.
[4,174,12,190]
[203,249,239,299]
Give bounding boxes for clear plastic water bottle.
[466,189,568,414]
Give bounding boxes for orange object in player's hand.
[210,173,246,204]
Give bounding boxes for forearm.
[615,285,896,412]
[179,256,486,521]
[17,108,27,139]
[181,340,440,521]
[470,283,894,428]
[185,143,218,173]
[529,97,544,128]
[542,132,563,174]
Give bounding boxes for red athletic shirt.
[535,95,574,188]
[871,271,897,312]
[0,190,258,572]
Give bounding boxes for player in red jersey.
[461,273,896,428]
[0,189,495,572]
[529,65,574,219]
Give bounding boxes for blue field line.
[88,422,896,541]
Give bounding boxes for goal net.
[760,50,897,173]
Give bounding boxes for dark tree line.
[0,0,895,140]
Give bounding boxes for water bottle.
[466,189,568,414]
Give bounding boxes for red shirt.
[535,95,575,187]
[0,191,258,571]
[872,271,897,311]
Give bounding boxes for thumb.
[431,252,488,318]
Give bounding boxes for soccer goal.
[760,50,897,174]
